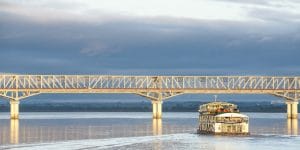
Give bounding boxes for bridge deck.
[0,75,300,101]
[1,75,299,119]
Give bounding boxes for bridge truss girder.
[2,75,300,120]
[0,91,40,100]
[272,92,300,101]
[136,92,183,101]
[1,75,300,101]
[1,90,300,102]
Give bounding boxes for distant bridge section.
[0,75,300,119]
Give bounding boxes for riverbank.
[0,101,288,112]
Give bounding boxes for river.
[0,112,299,149]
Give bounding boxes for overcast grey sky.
[0,0,300,75]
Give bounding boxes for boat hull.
[197,129,250,135]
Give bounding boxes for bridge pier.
[152,101,163,119]
[10,100,20,119]
[286,101,298,119]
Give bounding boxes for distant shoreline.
[0,101,289,113]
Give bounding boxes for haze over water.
[0,112,299,149]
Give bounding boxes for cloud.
[1,0,300,25]
[213,0,271,5]
[80,42,120,56]
[0,0,300,75]
[0,1,131,24]
[214,0,300,8]
[247,7,300,23]
[0,0,271,23]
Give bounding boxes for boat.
[197,97,249,135]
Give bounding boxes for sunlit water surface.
[0,112,299,150]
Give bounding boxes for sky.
[0,0,299,75]
[1,0,300,102]
[0,0,300,75]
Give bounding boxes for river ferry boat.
[197,99,249,135]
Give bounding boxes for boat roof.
[200,101,236,107]
[215,113,248,118]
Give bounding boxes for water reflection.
[2,112,298,146]
[152,119,162,135]
[152,119,162,150]
[1,118,193,145]
[10,119,19,144]
[287,119,298,135]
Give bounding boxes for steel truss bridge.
[1,75,300,119]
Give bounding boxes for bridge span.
[0,75,300,119]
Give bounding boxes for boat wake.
[1,133,300,150]
[1,134,191,150]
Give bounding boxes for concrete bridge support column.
[291,102,298,119]
[286,101,298,119]
[287,102,291,119]
[152,101,163,119]
[10,100,20,119]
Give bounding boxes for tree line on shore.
[0,101,288,112]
